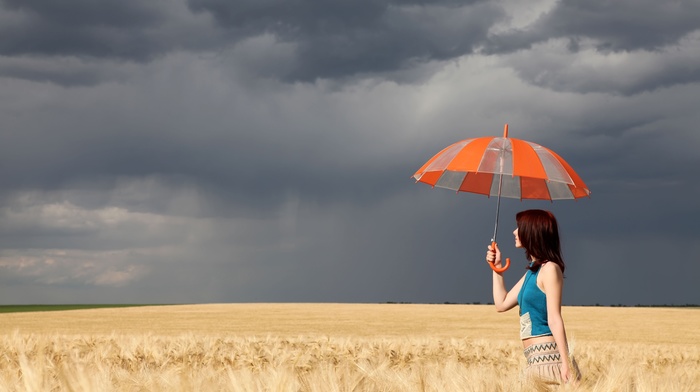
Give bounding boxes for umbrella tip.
[503,124,509,138]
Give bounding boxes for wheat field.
[0,304,698,391]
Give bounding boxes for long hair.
[516,209,565,274]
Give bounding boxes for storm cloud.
[0,0,698,306]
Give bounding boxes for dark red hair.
[516,209,565,274]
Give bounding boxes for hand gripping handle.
[489,241,510,272]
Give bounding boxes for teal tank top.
[517,267,552,339]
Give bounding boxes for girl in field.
[486,209,579,384]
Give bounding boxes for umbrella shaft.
[492,174,503,242]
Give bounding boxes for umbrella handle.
[489,241,511,272]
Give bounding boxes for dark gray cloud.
[0,0,167,59]
[2,0,162,27]
[486,0,700,53]
[496,33,700,95]
[485,0,700,95]
[0,56,136,86]
[0,0,504,85]
[0,69,411,215]
[3,0,699,94]
[0,0,219,85]
[188,0,502,81]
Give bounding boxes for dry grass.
[0,304,698,391]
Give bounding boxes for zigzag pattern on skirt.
[527,353,562,365]
[523,342,557,356]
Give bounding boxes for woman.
[486,209,578,384]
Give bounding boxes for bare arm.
[540,262,574,382]
[487,243,525,312]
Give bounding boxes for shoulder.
[539,262,563,280]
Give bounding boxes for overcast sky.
[1,0,698,306]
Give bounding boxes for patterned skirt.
[523,342,563,383]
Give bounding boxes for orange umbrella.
[413,124,590,272]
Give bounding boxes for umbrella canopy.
[413,124,589,272]
[413,126,590,201]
